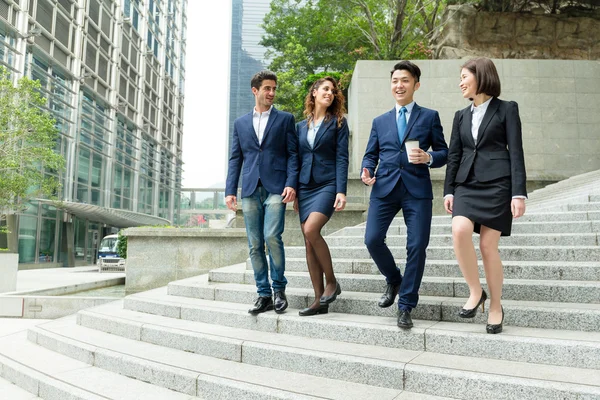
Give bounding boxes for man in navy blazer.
[361,61,448,329]
[225,70,299,315]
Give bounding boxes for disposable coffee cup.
[405,140,420,163]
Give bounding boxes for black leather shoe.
[299,304,329,316]
[248,296,273,315]
[459,289,488,318]
[378,283,400,308]
[486,306,504,334]
[397,310,413,329]
[274,291,288,314]
[320,281,341,305]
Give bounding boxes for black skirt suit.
[443,97,527,236]
[296,117,349,223]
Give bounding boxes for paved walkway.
[13,266,124,294]
[1,266,125,319]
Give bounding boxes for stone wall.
[347,59,600,188]
[432,5,600,60]
[123,228,249,294]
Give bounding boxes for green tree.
[116,230,127,259]
[0,66,65,251]
[262,0,445,115]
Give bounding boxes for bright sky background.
[181,1,231,188]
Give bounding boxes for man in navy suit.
[225,70,299,315]
[361,61,448,329]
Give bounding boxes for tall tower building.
[228,0,270,157]
[0,0,187,267]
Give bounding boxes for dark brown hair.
[303,77,347,128]
[390,61,421,82]
[250,70,277,90]
[461,58,501,98]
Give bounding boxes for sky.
[181,1,231,188]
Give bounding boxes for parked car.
[97,234,125,272]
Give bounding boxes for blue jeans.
[242,186,287,297]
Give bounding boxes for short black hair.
[390,61,421,82]
[461,58,501,98]
[250,70,277,90]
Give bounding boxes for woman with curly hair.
[294,77,349,316]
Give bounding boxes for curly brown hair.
[303,77,347,128]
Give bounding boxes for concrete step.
[280,258,600,281]
[387,211,600,225]
[161,278,600,331]
[27,316,413,399]
[284,245,600,262]
[212,268,600,304]
[329,220,600,236]
[323,233,599,248]
[116,290,600,399]
[76,301,600,371]
[568,202,600,212]
[0,375,41,400]
[0,330,196,400]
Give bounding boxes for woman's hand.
[334,193,347,211]
[293,198,299,213]
[444,196,453,214]
[511,198,526,218]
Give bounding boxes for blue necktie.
[397,106,407,144]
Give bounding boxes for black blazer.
[443,97,527,197]
[297,116,349,194]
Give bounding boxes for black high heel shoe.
[459,289,487,318]
[299,304,329,316]
[320,282,341,305]
[486,306,504,334]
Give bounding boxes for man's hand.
[409,148,431,164]
[225,195,237,211]
[444,196,453,214]
[361,168,376,186]
[281,187,296,203]
[511,198,526,218]
[334,193,347,211]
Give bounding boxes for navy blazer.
[297,116,349,194]
[226,107,299,198]
[362,103,448,199]
[443,97,527,197]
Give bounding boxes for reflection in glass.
[18,216,38,263]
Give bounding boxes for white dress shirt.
[253,106,273,145]
[470,96,493,142]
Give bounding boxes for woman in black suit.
[443,58,527,334]
[294,77,349,316]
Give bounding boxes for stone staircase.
[1,172,600,399]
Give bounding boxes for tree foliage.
[117,230,127,259]
[0,66,65,219]
[261,0,445,116]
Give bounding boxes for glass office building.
[0,0,186,267]
[228,0,270,156]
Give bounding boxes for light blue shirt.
[396,102,432,166]
[307,119,323,149]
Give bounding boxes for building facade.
[0,0,186,267]
[227,0,270,157]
